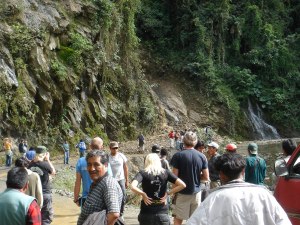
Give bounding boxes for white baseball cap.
[207,142,219,149]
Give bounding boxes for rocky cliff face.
[0,0,161,146]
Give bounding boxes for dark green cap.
[248,143,258,154]
[36,146,47,154]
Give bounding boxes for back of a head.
[160,148,168,157]
[15,157,29,168]
[90,137,103,150]
[144,153,163,175]
[6,167,28,189]
[183,131,197,147]
[86,149,108,164]
[282,139,297,156]
[151,144,160,153]
[194,140,205,150]
[214,153,246,181]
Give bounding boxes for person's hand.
[160,192,168,205]
[125,180,129,189]
[44,152,50,161]
[141,192,152,205]
[74,199,80,207]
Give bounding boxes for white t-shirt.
[109,153,127,181]
[187,182,291,225]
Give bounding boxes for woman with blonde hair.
[3,138,13,167]
[131,153,186,225]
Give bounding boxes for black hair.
[15,157,29,168]
[160,148,168,156]
[6,167,28,189]
[194,140,205,149]
[214,153,246,181]
[86,150,108,164]
[282,139,297,156]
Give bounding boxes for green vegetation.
[136,0,300,132]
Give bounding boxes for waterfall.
[246,99,280,140]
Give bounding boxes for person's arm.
[201,168,209,181]
[107,212,119,225]
[35,175,43,208]
[73,172,82,206]
[26,200,41,225]
[172,168,179,176]
[130,180,153,205]
[44,152,56,175]
[123,162,129,188]
[168,178,186,196]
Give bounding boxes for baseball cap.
[109,141,119,149]
[207,142,219,149]
[36,146,47,154]
[225,143,237,151]
[151,144,161,153]
[248,143,258,154]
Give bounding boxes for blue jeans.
[118,179,126,215]
[138,213,170,225]
[64,151,69,164]
[6,153,12,167]
[42,194,53,225]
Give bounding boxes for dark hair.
[6,167,28,189]
[15,157,29,168]
[194,140,205,149]
[86,150,108,164]
[214,153,246,181]
[282,139,297,156]
[160,148,168,156]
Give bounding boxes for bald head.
[90,137,104,150]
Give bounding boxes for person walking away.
[3,137,13,167]
[168,130,175,148]
[76,139,86,158]
[108,141,129,217]
[77,150,123,225]
[29,146,56,225]
[62,140,70,164]
[19,139,28,155]
[131,153,186,225]
[0,167,41,225]
[207,142,221,189]
[15,157,43,208]
[137,133,145,152]
[26,147,36,162]
[170,131,209,225]
[245,143,266,185]
[160,148,170,170]
[187,153,292,225]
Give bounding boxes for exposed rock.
[0,57,18,88]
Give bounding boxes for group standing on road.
[0,133,296,225]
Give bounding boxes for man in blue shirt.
[73,137,112,207]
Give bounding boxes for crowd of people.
[0,133,298,225]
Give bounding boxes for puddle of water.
[52,193,80,225]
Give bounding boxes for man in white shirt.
[108,141,128,216]
[187,153,291,225]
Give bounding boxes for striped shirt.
[77,173,123,225]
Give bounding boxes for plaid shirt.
[26,200,41,225]
[77,173,123,225]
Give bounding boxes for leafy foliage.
[136,0,300,130]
